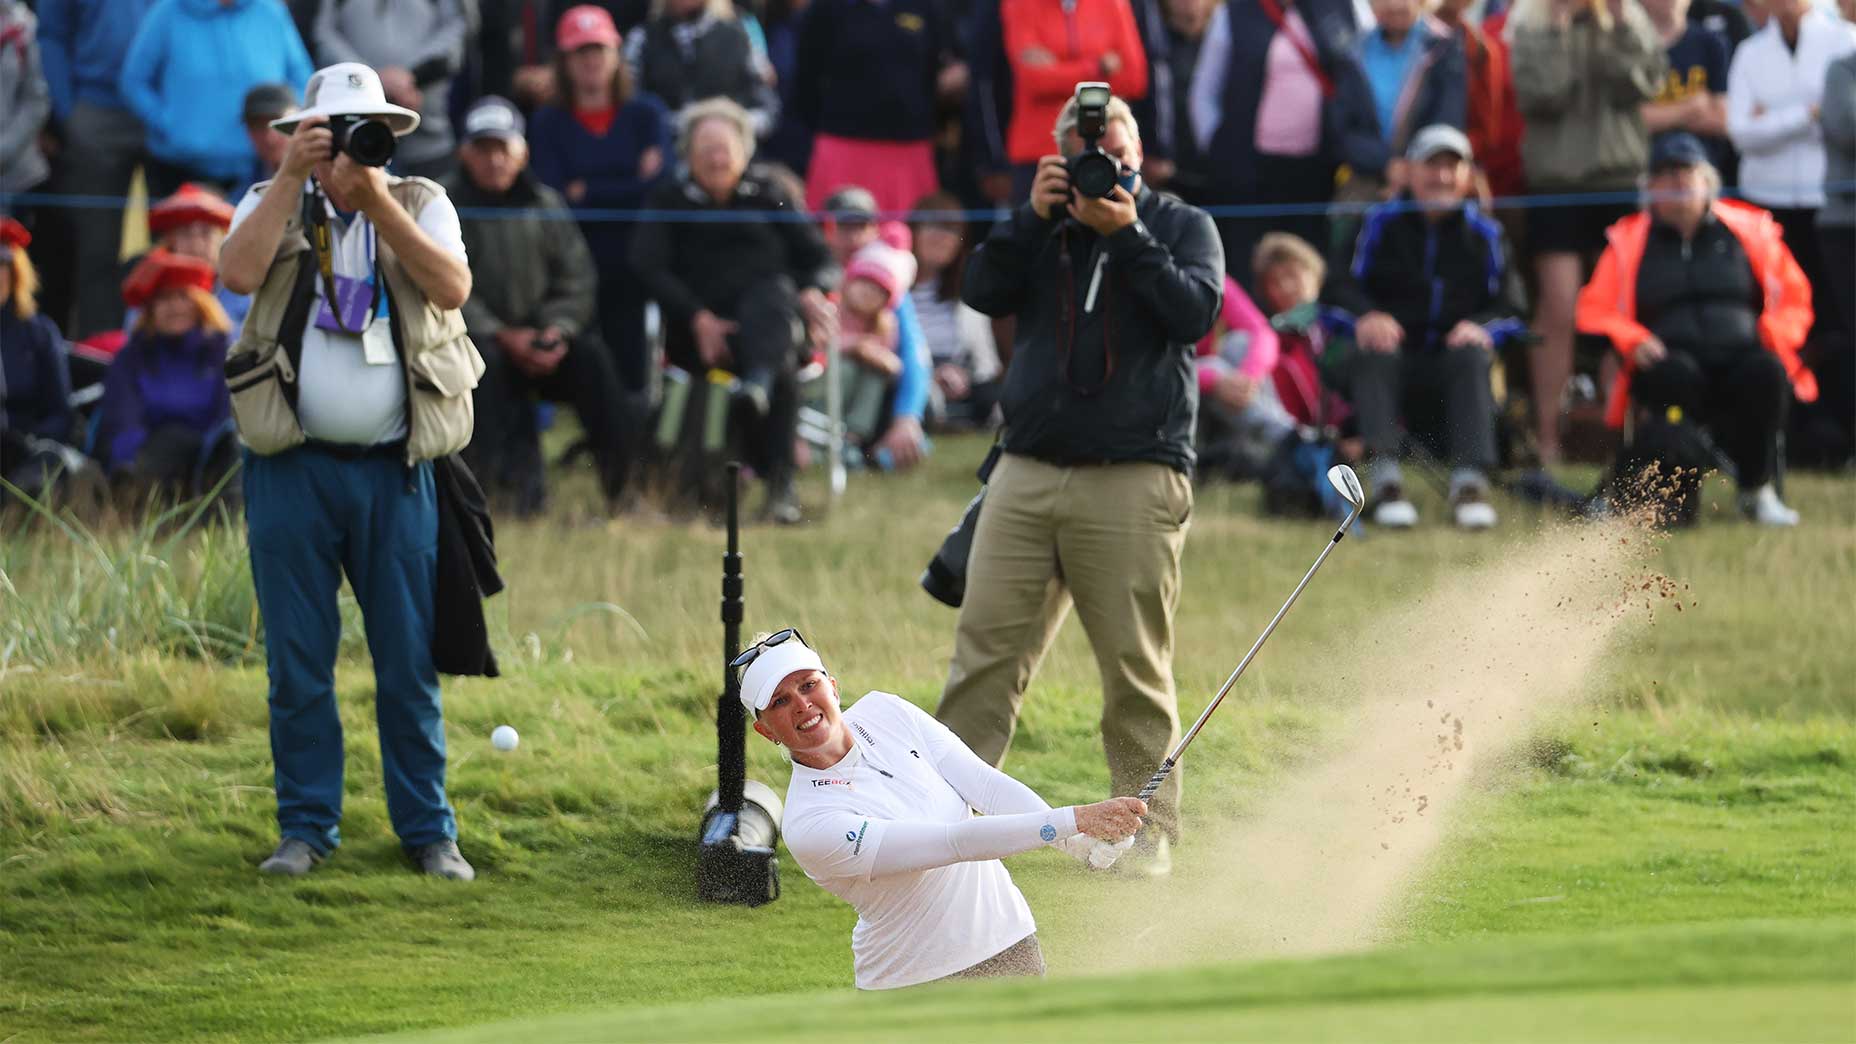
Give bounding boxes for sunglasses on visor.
[729,627,810,671]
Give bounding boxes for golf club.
[1090,465,1365,869]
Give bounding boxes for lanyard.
[305,189,381,336]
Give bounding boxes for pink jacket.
[1194,276,1280,393]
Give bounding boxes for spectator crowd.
[2,0,1852,528]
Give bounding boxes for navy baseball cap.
[1649,133,1709,174]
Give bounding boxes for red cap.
[122,249,217,309]
[557,4,622,51]
[149,183,235,237]
[0,216,30,251]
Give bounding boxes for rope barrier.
[4,182,1851,225]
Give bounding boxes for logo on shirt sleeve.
[848,820,869,854]
[1039,823,1057,843]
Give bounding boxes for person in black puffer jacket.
[933,90,1223,876]
[628,97,837,523]
[623,0,779,137]
[1322,125,1528,531]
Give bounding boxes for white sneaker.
[1454,498,1498,529]
[1742,484,1799,527]
[1373,486,1419,528]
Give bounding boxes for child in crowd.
[832,240,918,458]
[1253,233,1355,435]
[1194,274,1297,480]
[1248,233,1365,521]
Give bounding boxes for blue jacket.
[0,304,75,444]
[1322,199,1528,350]
[99,328,230,471]
[1355,17,1466,161]
[891,291,930,422]
[37,0,160,120]
[119,0,313,182]
[528,95,673,272]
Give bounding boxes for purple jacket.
[100,328,229,471]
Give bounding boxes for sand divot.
[1066,513,1679,972]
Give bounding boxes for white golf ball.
[491,725,519,752]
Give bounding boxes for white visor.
[740,641,826,715]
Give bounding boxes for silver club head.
[1327,464,1365,511]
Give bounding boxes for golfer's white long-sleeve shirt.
[781,692,1083,990]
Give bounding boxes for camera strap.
[1056,227,1116,396]
[304,187,381,337]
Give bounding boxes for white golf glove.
[1087,835,1136,870]
[1057,833,1097,863]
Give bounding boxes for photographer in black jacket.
[933,86,1224,877]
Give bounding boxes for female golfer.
[740,629,1146,989]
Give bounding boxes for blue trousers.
[244,447,455,854]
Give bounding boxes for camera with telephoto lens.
[328,114,396,168]
[1066,82,1122,199]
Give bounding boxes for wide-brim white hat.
[272,63,420,137]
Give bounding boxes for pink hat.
[557,4,621,51]
[843,242,917,310]
[877,219,912,252]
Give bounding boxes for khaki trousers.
[935,453,1191,838]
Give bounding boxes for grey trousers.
[1349,346,1498,475]
[58,103,145,338]
[940,933,1046,982]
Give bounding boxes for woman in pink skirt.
[794,0,969,213]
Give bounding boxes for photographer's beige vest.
[223,176,483,465]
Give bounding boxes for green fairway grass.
[375,919,1856,1044]
[2,436,1852,1042]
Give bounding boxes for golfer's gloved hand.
[1087,835,1136,870]
[1057,833,1097,863]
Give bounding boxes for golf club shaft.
[1135,509,1360,804]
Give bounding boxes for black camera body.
[328,115,396,168]
[921,442,1003,608]
[1066,81,1123,199]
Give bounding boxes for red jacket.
[1000,0,1149,164]
[1458,17,1524,198]
[1576,199,1817,429]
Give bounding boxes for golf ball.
[491,725,519,752]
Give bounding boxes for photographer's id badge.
[361,317,396,365]
[313,273,396,365]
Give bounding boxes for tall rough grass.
[0,481,363,674]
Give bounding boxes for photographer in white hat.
[219,63,480,881]
[740,629,1147,990]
